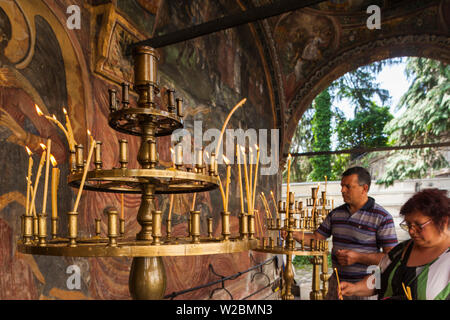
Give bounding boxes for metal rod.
[130,0,325,49]
[287,141,450,158]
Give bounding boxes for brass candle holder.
[221,211,230,241]
[51,217,58,240]
[18,45,257,300]
[119,218,125,237]
[38,213,47,246]
[254,190,331,300]
[207,217,213,239]
[239,212,248,239]
[152,210,162,245]
[23,214,33,245]
[166,218,172,240]
[67,211,78,247]
[95,218,101,237]
[191,210,201,244]
[33,216,39,240]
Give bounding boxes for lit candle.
[25,147,33,216]
[249,147,253,212]
[30,184,36,217]
[263,192,272,219]
[236,145,244,213]
[223,155,231,212]
[260,193,270,219]
[270,191,279,219]
[35,104,73,151]
[63,107,76,151]
[50,155,59,219]
[214,98,247,156]
[240,146,251,214]
[252,144,260,211]
[42,139,52,214]
[286,154,292,219]
[191,193,197,212]
[30,146,47,217]
[217,174,226,212]
[73,132,96,213]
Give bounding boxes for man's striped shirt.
[317,197,398,282]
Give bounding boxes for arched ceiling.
[94,0,450,165]
[244,0,450,164]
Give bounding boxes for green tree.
[287,59,401,182]
[309,89,333,181]
[335,101,393,152]
[377,58,450,186]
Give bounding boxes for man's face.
[340,174,368,206]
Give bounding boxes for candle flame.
[35,104,43,116]
[87,129,91,136]
[240,145,245,153]
[270,190,274,195]
[223,155,230,165]
[25,146,32,156]
[50,154,57,167]
[170,147,174,154]
[39,143,46,150]
[288,153,292,159]
[52,114,57,120]
[63,107,67,115]
[255,144,259,151]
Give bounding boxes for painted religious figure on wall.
[0,2,76,299]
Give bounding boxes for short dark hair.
[400,188,449,233]
[342,166,371,190]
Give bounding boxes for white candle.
[175,144,183,166]
[73,135,96,212]
[51,155,59,219]
[25,147,33,216]
[42,139,52,214]
[30,147,46,217]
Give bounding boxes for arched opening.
[284,54,449,297]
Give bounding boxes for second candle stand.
[17,45,257,300]
[255,190,331,300]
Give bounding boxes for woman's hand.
[339,277,376,298]
[340,281,357,298]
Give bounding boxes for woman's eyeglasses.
[399,219,432,232]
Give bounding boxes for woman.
[340,188,449,300]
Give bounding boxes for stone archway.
[251,0,450,163]
[285,34,450,157]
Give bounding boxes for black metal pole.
[286,141,450,158]
[131,0,325,49]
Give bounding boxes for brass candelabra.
[255,188,332,300]
[18,45,257,300]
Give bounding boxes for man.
[287,167,398,299]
